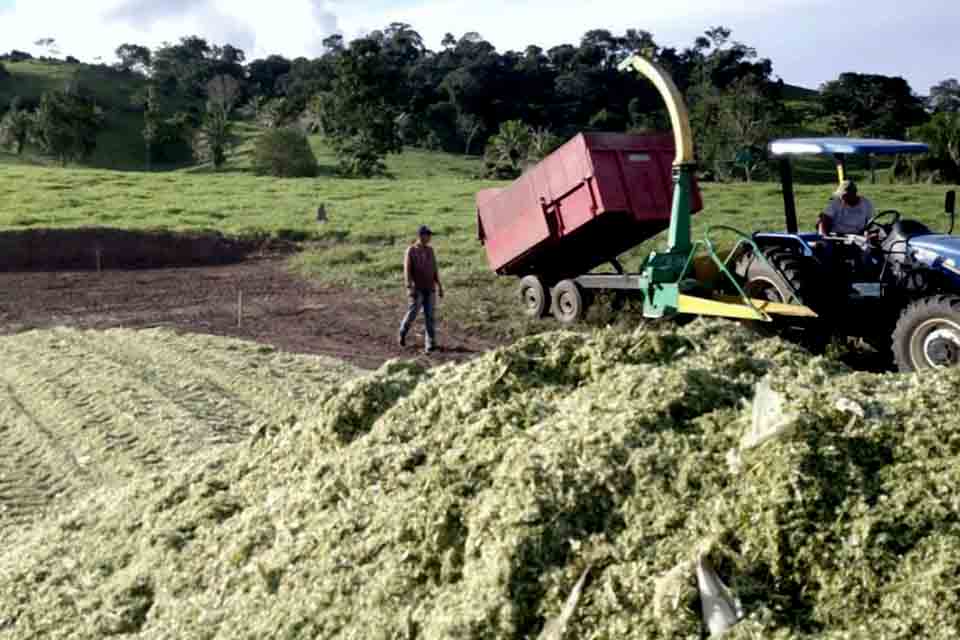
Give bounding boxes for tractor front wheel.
[893,295,960,372]
[519,275,549,318]
[551,280,585,325]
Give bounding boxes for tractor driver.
[817,180,875,236]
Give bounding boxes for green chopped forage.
[2,320,960,639]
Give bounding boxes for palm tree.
[485,120,532,176]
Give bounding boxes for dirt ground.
[0,256,496,369]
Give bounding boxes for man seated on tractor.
[817,180,875,236]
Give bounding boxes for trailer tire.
[551,280,585,325]
[519,275,549,318]
[893,295,960,372]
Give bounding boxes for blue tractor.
[731,137,959,372]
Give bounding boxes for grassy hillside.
[0,60,148,170]
[781,82,819,101]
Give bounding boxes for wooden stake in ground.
[237,289,244,328]
[95,246,102,273]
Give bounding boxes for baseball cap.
[835,180,858,197]
[418,225,434,236]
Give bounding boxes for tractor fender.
[750,232,817,257]
[724,232,814,273]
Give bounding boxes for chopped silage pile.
[2,320,960,639]
[0,328,359,537]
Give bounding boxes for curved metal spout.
[618,55,695,167]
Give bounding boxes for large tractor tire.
[735,248,819,307]
[735,247,828,351]
[519,275,549,319]
[892,295,960,372]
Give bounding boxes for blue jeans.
[399,288,436,347]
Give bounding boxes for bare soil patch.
[0,228,276,271]
[0,231,495,368]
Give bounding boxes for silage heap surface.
[2,321,960,638]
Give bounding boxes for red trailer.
[477,132,704,320]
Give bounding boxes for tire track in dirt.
[0,330,265,534]
[0,328,361,537]
[98,330,305,432]
[71,331,264,446]
[1,332,200,476]
[121,330,358,423]
[0,378,88,531]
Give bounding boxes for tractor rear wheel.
[736,248,818,306]
[551,280,585,325]
[519,275,549,318]
[892,295,960,372]
[735,247,828,351]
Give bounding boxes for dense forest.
[1,25,958,181]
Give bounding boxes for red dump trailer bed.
[477,132,703,283]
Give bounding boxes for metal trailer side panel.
[477,176,552,273]
[589,133,700,225]
[477,132,702,278]
[477,134,594,273]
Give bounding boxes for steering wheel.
[865,209,902,235]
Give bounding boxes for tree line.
[1,25,959,181]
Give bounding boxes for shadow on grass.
[181,163,343,179]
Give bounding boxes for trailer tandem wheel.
[551,280,586,325]
[519,275,550,318]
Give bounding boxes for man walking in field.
[399,225,444,353]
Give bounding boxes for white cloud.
[0,0,340,62]
[0,0,812,64]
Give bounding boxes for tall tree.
[0,97,33,155]
[247,55,292,99]
[911,112,960,182]
[152,36,245,103]
[320,35,403,176]
[456,112,484,155]
[143,85,161,169]
[281,57,334,116]
[115,44,152,74]
[722,77,783,182]
[194,75,240,169]
[32,89,103,166]
[684,27,777,179]
[930,79,960,113]
[821,73,926,138]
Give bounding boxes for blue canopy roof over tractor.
[769,137,929,157]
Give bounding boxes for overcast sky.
[0,0,957,92]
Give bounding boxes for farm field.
[1,148,953,341]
